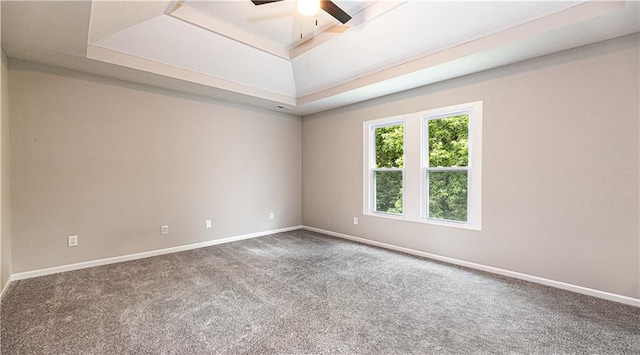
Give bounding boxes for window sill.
[363,212,481,231]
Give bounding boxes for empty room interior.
[0,0,639,353]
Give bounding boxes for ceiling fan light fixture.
[298,0,320,16]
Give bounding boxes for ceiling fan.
[251,0,352,24]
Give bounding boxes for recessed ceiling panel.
[93,15,296,97]
[292,0,585,96]
[182,0,375,48]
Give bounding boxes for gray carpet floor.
[1,229,638,354]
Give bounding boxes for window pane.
[428,171,467,222]
[428,115,468,167]
[375,171,403,214]
[375,125,404,168]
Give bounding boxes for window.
[364,102,482,230]
[370,122,404,215]
[424,113,470,223]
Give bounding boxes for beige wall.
[10,60,302,273]
[1,49,10,291]
[302,34,640,299]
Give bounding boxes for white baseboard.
[7,225,639,308]
[10,225,302,282]
[302,225,640,308]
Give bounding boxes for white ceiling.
[2,1,639,116]
[182,0,376,49]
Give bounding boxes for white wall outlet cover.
[68,235,78,247]
[206,220,212,229]
[161,225,169,235]
[353,217,359,225]
[269,212,274,220]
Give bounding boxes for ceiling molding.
[87,44,297,106]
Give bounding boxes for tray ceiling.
[2,1,638,116]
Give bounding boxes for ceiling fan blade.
[251,0,285,5]
[320,0,352,24]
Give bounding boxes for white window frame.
[364,117,406,217]
[421,102,482,229]
[363,101,482,230]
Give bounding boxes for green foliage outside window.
[375,171,403,214]
[374,125,403,214]
[372,115,469,221]
[428,171,467,221]
[375,125,404,168]
[428,115,468,167]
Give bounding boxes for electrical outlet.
[68,235,78,247]
[206,219,212,229]
[161,225,169,235]
[269,212,274,220]
[353,217,359,225]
